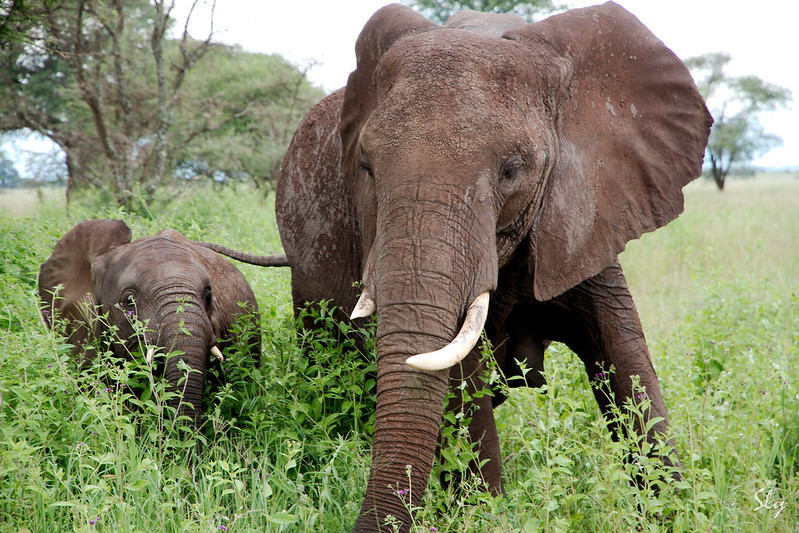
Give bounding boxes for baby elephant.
[38,219,261,427]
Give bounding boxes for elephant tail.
[193,241,290,267]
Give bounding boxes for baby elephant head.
[38,219,261,427]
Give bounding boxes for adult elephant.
[38,219,267,427]
[276,3,712,531]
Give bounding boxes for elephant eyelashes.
[119,291,136,313]
[359,159,375,179]
[500,155,524,182]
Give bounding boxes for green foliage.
[402,0,561,23]
[175,47,324,192]
[0,1,323,212]
[1,180,798,530]
[686,52,792,190]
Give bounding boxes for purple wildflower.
[219,526,227,531]
[89,518,97,525]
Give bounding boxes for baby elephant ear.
[38,220,132,349]
[505,2,712,301]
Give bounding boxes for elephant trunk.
[355,293,455,531]
[156,301,214,428]
[355,185,497,531]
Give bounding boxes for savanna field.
[0,176,797,532]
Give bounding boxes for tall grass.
[1,177,797,531]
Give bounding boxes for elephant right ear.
[339,5,438,250]
[38,220,132,343]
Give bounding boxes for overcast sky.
[173,0,798,168]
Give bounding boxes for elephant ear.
[504,2,712,301]
[183,235,260,357]
[339,3,438,251]
[38,219,132,351]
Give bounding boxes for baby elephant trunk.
[156,302,215,428]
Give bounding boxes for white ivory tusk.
[211,345,225,362]
[405,292,490,371]
[350,289,376,320]
[145,347,155,364]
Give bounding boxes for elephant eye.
[119,290,136,312]
[500,155,524,182]
[359,158,375,179]
[204,287,213,309]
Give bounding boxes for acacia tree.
[174,48,323,192]
[0,0,220,209]
[686,52,792,190]
[403,0,560,23]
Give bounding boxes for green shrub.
[1,180,798,531]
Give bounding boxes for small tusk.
[405,292,490,371]
[211,345,225,362]
[145,347,155,364]
[350,289,376,320]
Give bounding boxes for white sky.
[173,0,799,169]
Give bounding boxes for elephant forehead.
[107,237,209,288]
[365,32,555,156]
[376,29,544,105]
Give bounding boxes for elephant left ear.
[504,2,712,301]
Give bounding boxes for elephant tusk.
[406,291,490,371]
[211,345,225,362]
[350,289,376,320]
[145,347,155,364]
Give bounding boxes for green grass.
[1,176,797,531]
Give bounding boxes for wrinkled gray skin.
[38,219,260,427]
[276,3,712,531]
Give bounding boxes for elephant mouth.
[351,290,491,371]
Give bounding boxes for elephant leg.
[504,304,548,390]
[550,261,679,474]
[443,350,503,495]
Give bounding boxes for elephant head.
[38,219,260,427]
[276,2,711,531]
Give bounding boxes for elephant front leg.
[552,261,680,476]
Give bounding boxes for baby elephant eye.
[121,291,136,309]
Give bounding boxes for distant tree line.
[0,0,323,211]
[404,0,559,22]
[0,148,20,188]
[686,53,792,190]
